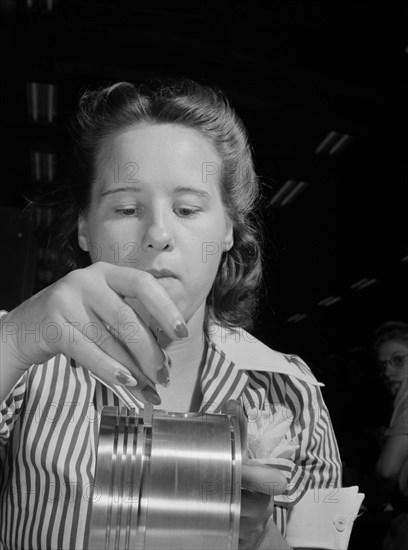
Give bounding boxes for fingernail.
[115,370,137,387]
[157,350,171,387]
[142,385,161,405]
[174,321,188,339]
[157,364,170,387]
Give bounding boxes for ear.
[77,215,89,252]
[224,218,234,251]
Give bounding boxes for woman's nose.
[141,212,175,251]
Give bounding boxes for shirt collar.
[206,321,323,387]
[90,321,322,413]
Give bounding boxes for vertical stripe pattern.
[1,337,341,548]
[1,356,98,549]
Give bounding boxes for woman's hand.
[239,462,288,549]
[1,262,187,404]
[222,400,289,550]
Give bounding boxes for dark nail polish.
[115,370,137,387]
[142,385,161,405]
[174,321,188,339]
[157,364,170,387]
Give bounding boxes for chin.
[180,301,207,325]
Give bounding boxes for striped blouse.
[0,320,342,550]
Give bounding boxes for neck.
[155,304,207,411]
[157,303,207,368]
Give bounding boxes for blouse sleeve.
[244,365,342,507]
[0,309,28,449]
[0,373,27,448]
[278,374,342,506]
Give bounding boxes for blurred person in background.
[374,321,408,550]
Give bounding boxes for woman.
[0,80,342,549]
[374,321,408,550]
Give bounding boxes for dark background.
[0,2,407,547]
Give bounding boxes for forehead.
[96,122,221,180]
[378,340,408,359]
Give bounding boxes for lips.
[147,268,178,279]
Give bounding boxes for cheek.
[200,241,226,267]
[398,366,408,380]
[90,226,142,265]
[183,242,222,291]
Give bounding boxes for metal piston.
[85,404,242,550]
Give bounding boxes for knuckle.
[84,263,107,283]
[115,302,133,327]
[257,518,268,531]
[95,329,112,351]
[63,268,85,286]
[48,281,72,311]
[90,261,110,274]
[48,269,88,309]
[88,261,105,272]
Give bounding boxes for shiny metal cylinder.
[85,405,242,550]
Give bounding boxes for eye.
[115,208,138,216]
[378,353,408,371]
[391,354,406,367]
[174,207,201,218]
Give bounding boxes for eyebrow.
[99,185,212,201]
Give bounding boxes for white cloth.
[285,486,365,550]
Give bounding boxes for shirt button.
[333,514,347,532]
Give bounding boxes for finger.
[239,517,268,535]
[239,518,269,550]
[85,289,166,385]
[240,489,271,518]
[94,315,160,387]
[102,264,188,340]
[242,463,287,497]
[62,322,161,405]
[105,318,171,389]
[240,495,276,550]
[239,534,255,550]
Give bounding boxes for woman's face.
[78,123,233,323]
[377,339,408,394]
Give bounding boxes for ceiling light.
[288,313,308,323]
[318,296,335,306]
[315,131,339,154]
[25,0,56,11]
[329,134,351,155]
[317,296,342,307]
[26,82,57,123]
[351,278,377,290]
[281,181,309,207]
[315,131,351,155]
[30,147,56,183]
[269,180,297,206]
[325,296,342,306]
[351,278,369,289]
[357,278,376,289]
